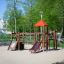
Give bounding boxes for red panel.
[34,20,48,27]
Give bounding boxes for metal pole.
[40,11,43,20]
[40,11,45,50]
[14,0,16,33]
[40,11,43,34]
[15,17,16,33]
[40,11,43,36]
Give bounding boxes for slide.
[30,41,41,53]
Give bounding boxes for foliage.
[3,0,64,32]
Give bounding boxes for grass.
[49,40,64,48]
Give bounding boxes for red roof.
[34,20,48,27]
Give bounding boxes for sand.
[0,45,64,64]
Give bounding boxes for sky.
[0,0,24,30]
[0,0,25,19]
[0,0,6,19]
[0,0,6,29]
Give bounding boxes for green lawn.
[49,40,64,48]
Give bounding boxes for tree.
[3,0,64,33]
[4,0,25,32]
[31,0,64,31]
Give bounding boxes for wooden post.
[42,26,45,50]
[53,31,57,49]
[54,31,57,49]
[46,26,49,50]
[16,32,20,50]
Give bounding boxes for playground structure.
[8,32,38,50]
[30,20,58,52]
[8,19,58,52]
[34,20,49,51]
[7,10,60,52]
[8,32,24,50]
[49,30,57,49]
